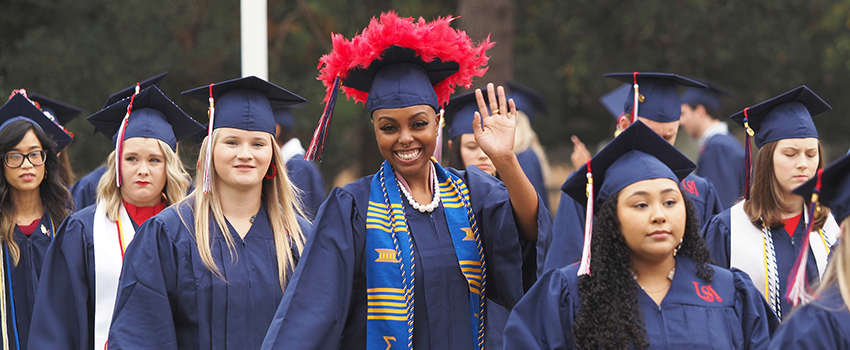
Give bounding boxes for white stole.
[729,201,839,297]
[92,201,136,350]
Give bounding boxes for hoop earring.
[673,238,683,256]
[265,163,277,179]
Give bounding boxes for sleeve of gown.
[702,213,731,269]
[768,305,848,350]
[732,268,779,350]
[28,216,93,350]
[699,145,743,209]
[287,159,327,220]
[701,180,724,229]
[107,217,180,350]
[542,194,585,274]
[262,188,359,350]
[463,167,552,309]
[503,269,573,350]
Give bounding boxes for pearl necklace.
[397,174,441,213]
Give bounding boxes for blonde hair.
[816,216,850,308]
[512,111,551,187]
[95,139,191,221]
[182,129,306,291]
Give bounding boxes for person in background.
[70,72,167,211]
[273,107,326,219]
[769,152,850,349]
[28,93,83,189]
[28,85,204,350]
[261,12,551,349]
[702,85,841,321]
[680,79,745,209]
[0,92,73,349]
[542,73,723,274]
[107,76,311,349]
[506,80,552,210]
[504,121,776,349]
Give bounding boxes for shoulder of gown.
[542,189,585,274]
[285,157,327,219]
[681,173,723,228]
[503,264,579,350]
[769,285,850,350]
[702,208,733,268]
[28,206,97,349]
[70,166,107,212]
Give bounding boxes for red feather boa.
[317,11,494,108]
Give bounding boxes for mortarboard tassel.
[578,159,594,276]
[785,168,823,307]
[305,75,341,162]
[432,108,445,163]
[631,72,640,124]
[202,84,215,194]
[115,83,140,188]
[743,107,754,200]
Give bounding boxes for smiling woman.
[0,92,73,350]
[504,121,776,350]
[27,84,203,350]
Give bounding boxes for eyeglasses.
[3,150,47,168]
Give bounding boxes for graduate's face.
[679,104,699,139]
[372,105,439,180]
[120,137,167,207]
[773,137,819,195]
[3,130,45,193]
[637,117,679,145]
[213,128,274,192]
[458,133,496,176]
[617,178,686,262]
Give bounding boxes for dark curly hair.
[0,120,72,264]
[573,187,714,350]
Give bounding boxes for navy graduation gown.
[702,208,819,320]
[697,133,746,209]
[70,166,106,212]
[517,149,549,210]
[6,212,53,350]
[769,284,850,349]
[504,257,776,349]
[541,173,722,274]
[285,158,326,220]
[107,199,311,350]
[261,166,552,349]
[27,205,141,350]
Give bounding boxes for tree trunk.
[457,0,515,89]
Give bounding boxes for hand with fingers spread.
[473,83,517,162]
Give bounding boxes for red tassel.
[305,75,340,161]
[578,159,594,276]
[743,107,754,201]
[115,83,140,187]
[785,169,824,306]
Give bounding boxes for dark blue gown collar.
[219,201,272,241]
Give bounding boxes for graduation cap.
[87,85,205,187]
[729,85,830,200]
[561,121,696,276]
[680,78,735,113]
[306,12,492,161]
[103,72,168,108]
[28,93,84,126]
[600,84,631,120]
[0,93,74,152]
[785,153,850,307]
[444,89,490,140]
[505,80,548,121]
[604,72,708,123]
[273,102,307,130]
[182,76,306,193]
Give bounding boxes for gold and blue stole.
[366,159,486,350]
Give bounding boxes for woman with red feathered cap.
[261,12,551,350]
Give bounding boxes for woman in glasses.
[0,92,73,350]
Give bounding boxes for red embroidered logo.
[681,179,699,196]
[692,281,722,302]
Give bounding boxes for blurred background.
[3,0,850,207]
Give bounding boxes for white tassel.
[578,166,594,276]
[202,97,215,194]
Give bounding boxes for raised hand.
[472,83,517,162]
[570,135,591,171]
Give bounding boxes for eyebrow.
[627,188,678,198]
[377,111,428,122]
[10,145,42,152]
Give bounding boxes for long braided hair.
[573,187,714,350]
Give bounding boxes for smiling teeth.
[397,149,420,161]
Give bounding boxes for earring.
[673,238,683,256]
[265,163,277,179]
